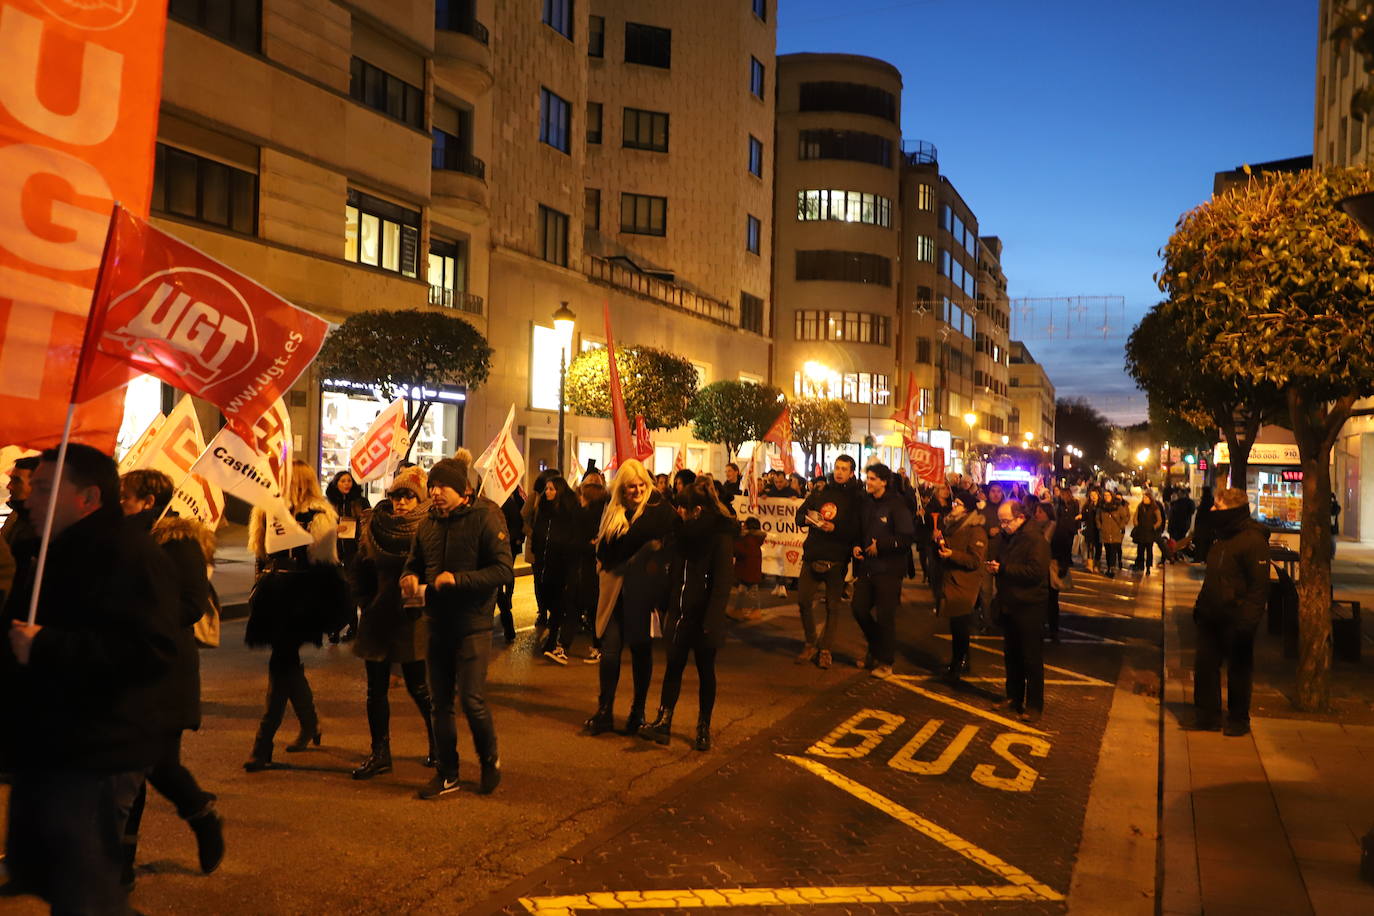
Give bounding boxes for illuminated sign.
[1281,470,1304,483]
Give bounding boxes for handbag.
[194,583,222,649]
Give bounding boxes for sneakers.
[417,773,461,800]
[584,648,602,664]
[479,757,501,794]
[795,645,817,665]
[544,646,569,665]
[870,665,894,680]
[816,649,832,669]
[771,585,788,597]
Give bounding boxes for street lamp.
[1001,434,1010,445]
[1135,447,1151,465]
[1023,431,1034,443]
[803,360,833,397]
[552,302,577,472]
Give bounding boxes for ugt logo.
[104,269,260,390]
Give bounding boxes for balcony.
[431,133,488,218]
[434,10,493,98]
[583,254,733,326]
[902,139,938,166]
[429,285,484,316]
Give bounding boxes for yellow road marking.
[933,636,1114,687]
[519,883,1058,913]
[885,676,1052,735]
[779,755,1064,900]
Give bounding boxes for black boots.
[243,734,273,772]
[352,741,392,780]
[188,803,226,874]
[285,727,322,752]
[624,704,646,736]
[584,704,615,735]
[695,721,711,752]
[638,707,673,745]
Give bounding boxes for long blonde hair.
[285,459,323,512]
[597,458,653,542]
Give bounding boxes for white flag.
[349,398,410,483]
[123,396,226,528]
[118,412,166,475]
[473,405,525,507]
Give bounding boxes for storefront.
[320,379,465,500]
[1215,440,1303,549]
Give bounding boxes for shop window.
[152,143,257,235]
[321,381,464,497]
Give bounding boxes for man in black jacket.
[2,444,179,914]
[402,453,514,800]
[1191,487,1270,736]
[989,500,1051,723]
[794,455,861,669]
[850,463,915,679]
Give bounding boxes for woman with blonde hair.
[584,459,678,736]
[244,460,352,771]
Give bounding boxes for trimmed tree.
[790,398,852,472]
[565,345,698,430]
[689,380,786,458]
[316,308,493,459]
[1158,164,1374,711]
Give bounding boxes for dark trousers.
[1001,605,1046,712]
[1104,542,1123,572]
[658,641,718,723]
[365,659,432,750]
[797,560,847,650]
[1134,539,1155,570]
[254,644,317,753]
[1193,616,1256,725]
[598,605,653,712]
[495,580,516,639]
[427,620,496,780]
[948,614,971,671]
[1085,530,1102,566]
[7,767,147,916]
[532,560,554,617]
[540,560,577,652]
[124,731,214,864]
[1048,585,1061,637]
[851,570,902,666]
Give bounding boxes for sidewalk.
[1161,561,1374,915]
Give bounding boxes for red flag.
[762,407,796,475]
[603,302,634,468]
[905,435,946,486]
[814,462,823,479]
[71,208,330,435]
[633,415,655,464]
[0,0,169,450]
[891,371,920,433]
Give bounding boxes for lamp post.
[553,302,576,472]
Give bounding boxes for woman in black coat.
[1132,490,1164,574]
[532,476,581,662]
[639,480,735,751]
[325,470,370,643]
[349,466,434,780]
[584,459,678,736]
[564,474,607,662]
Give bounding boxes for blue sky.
[777,0,1317,425]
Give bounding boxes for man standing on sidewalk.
[401,453,514,800]
[988,500,1051,723]
[1190,487,1270,736]
[794,454,861,669]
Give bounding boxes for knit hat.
[956,492,980,513]
[426,456,471,493]
[387,465,428,497]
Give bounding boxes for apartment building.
[1008,341,1055,445]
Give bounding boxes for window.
[916,183,934,210]
[915,235,935,261]
[428,238,471,310]
[538,205,569,266]
[344,189,419,277]
[588,14,605,57]
[623,107,669,151]
[585,188,600,230]
[838,373,890,405]
[795,190,892,228]
[152,143,258,235]
[740,292,764,334]
[748,135,764,177]
[795,250,891,286]
[431,128,483,176]
[587,102,603,144]
[793,310,890,346]
[752,0,766,21]
[349,58,424,129]
[542,0,573,39]
[943,298,975,337]
[168,0,260,52]
[798,129,892,167]
[620,193,667,236]
[625,22,671,68]
[915,338,932,364]
[750,57,765,98]
[939,249,976,297]
[798,81,897,122]
[746,215,761,254]
[540,88,571,153]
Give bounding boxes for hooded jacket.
[796,476,862,564]
[1195,505,1270,627]
[855,486,916,577]
[405,496,514,637]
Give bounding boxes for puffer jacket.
[937,511,987,618]
[1195,506,1271,627]
[405,496,514,638]
[1097,498,1130,544]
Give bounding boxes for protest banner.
[732,495,805,577]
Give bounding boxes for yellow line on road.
[934,636,1115,688]
[519,883,1059,913]
[780,755,1065,901]
[885,676,1051,735]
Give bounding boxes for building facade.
[1007,341,1055,446]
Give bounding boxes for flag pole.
[27,203,123,625]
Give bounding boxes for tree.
[1146,397,1213,454]
[790,398,851,472]
[689,380,786,458]
[1125,300,1285,487]
[1158,164,1374,711]
[316,309,493,459]
[1053,398,1113,467]
[565,345,698,431]
[1331,3,1374,118]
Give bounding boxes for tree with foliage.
[689,380,786,458]
[1331,2,1374,118]
[790,398,852,472]
[1158,164,1374,711]
[1053,398,1114,467]
[316,309,493,459]
[1125,301,1285,487]
[565,345,698,431]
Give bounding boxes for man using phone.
[988,500,1051,723]
[793,455,861,669]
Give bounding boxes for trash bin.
[1268,567,1297,637]
[1333,600,1361,664]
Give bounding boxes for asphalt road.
[0,566,1160,915]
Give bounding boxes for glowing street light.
[1023,431,1034,443]
[803,360,834,397]
[1136,447,1152,464]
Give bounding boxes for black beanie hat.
[957,492,980,512]
[427,456,471,493]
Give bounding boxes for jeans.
[427,619,496,780]
[949,614,971,672]
[851,570,902,666]
[658,642,718,723]
[1001,605,1046,712]
[1134,539,1155,570]
[1085,530,1102,566]
[365,659,432,749]
[1194,616,1256,725]
[797,560,847,650]
[1104,542,1123,572]
[254,644,317,753]
[598,604,653,713]
[7,767,147,915]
